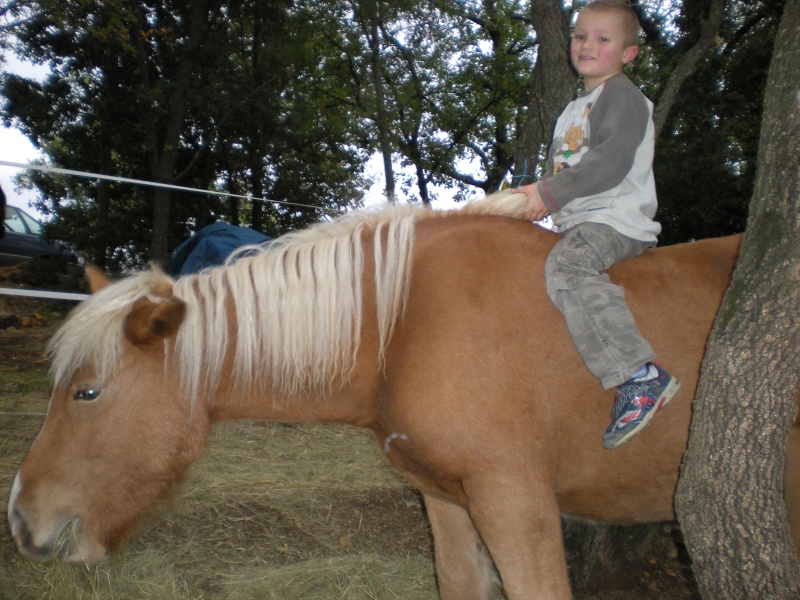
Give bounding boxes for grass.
[1,414,441,599]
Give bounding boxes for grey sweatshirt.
[537,73,660,243]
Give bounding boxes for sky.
[1,52,46,217]
[1,127,40,212]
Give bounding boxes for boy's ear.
[622,45,639,65]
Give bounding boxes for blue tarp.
[168,222,272,276]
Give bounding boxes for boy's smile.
[571,10,638,91]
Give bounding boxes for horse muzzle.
[7,473,108,565]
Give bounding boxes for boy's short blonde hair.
[580,0,641,47]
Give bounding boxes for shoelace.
[610,380,656,419]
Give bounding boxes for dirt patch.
[0,289,72,378]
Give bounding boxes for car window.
[18,207,43,235]
[4,207,29,234]
[4,206,43,235]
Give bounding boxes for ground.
[0,277,700,599]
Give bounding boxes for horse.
[7,190,800,599]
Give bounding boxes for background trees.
[3,0,370,267]
[649,0,785,245]
[1,0,782,269]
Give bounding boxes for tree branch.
[652,0,726,143]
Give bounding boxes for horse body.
[7,192,793,598]
[370,215,743,597]
[383,215,737,516]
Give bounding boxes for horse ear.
[85,265,111,294]
[125,295,187,346]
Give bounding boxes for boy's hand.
[512,183,551,222]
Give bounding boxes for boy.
[513,0,679,449]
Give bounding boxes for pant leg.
[545,222,655,389]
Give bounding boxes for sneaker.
[602,363,680,449]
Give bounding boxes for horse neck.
[186,234,387,429]
[171,207,421,428]
[203,333,382,427]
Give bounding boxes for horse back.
[381,214,741,523]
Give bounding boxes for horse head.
[7,267,209,565]
[6,204,421,566]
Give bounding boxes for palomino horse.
[7,191,800,598]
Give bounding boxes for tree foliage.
[0,0,786,268]
[646,0,785,245]
[3,0,370,267]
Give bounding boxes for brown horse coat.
[8,192,797,599]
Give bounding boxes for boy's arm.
[537,77,651,213]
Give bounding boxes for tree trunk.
[150,187,171,265]
[248,141,267,232]
[675,0,800,596]
[132,1,217,266]
[513,0,575,184]
[363,0,396,203]
[95,145,111,269]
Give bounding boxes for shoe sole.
[602,378,681,450]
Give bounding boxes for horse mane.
[48,190,529,400]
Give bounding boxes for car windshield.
[4,206,43,236]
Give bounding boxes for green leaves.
[0,0,785,266]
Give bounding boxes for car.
[0,205,80,267]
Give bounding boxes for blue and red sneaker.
[602,363,680,449]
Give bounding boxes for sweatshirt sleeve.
[537,76,650,213]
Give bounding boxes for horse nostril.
[9,508,54,562]
[10,507,33,549]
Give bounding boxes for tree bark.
[675,0,800,596]
[513,0,575,183]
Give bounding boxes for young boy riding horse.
[514,0,679,449]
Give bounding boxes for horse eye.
[74,387,101,401]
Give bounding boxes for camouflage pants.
[545,222,655,390]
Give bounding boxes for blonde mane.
[48,190,529,400]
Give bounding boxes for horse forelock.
[48,268,176,390]
[48,190,527,401]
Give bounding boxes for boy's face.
[571,10,638,90]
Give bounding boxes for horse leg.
[466,480,572,599]
[423,493,496,600]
